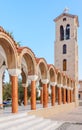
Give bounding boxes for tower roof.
[54,13,79,27]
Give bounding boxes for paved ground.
[48,106,82,130]
[1,103,82,130]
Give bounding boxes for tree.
[3,83,12,100]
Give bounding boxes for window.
[63,18,66,21]
[60,25,64,41]
[63,44,67,54]
[66,24,70,40]
[63,59,67,71]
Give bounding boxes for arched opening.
[63,59,67,71]
[63,44,67,54]
[36,58,48,108]
[48,66,56,106]
[3,70,11,109]
[60,25,64,41]
[66,24,70,40]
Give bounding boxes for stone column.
[63,88,66,104]
[8,69,21,113]
[22,83,28,106]
[40,87,43,104]
[67,87,70,103]
[28,75,38,110]
[41,79,49,108]
[50,82,56,106]
[70,88,73,102]
[11,76,18,113]
[63,86,66,104]
[24,87,27,106]
[58,84,62,105]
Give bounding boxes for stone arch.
[0,26,18,69]
[63,74,67,86]
[18,47,36,80]
[57,71,61,84]
[36,58,48,80]
[48,65,56,82]
[67,77,71,87]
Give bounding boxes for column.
[40,87,43,104]
[22,83,28,106]
[70,88,73,102]
[42,79,49,108]
[11,76,18,113]
[51,86,55,106]
[63,87,66,104]
[24,87,27,106]
[58,84,62,105]
[50,82,56,106]
[67,87,70,103]
[28,75,38,110]
[8,68,21,113]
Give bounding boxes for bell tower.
[54,9,79,87]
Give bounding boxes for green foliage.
[3,78,40,102]
[3,83,12,100]
[18,79,24,101]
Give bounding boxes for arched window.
[66,24,70,40]
[63,59,67,71]
[60,25,64,41]
[63,44,67,54]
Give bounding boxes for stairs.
[0,112,63,130]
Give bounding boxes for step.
[42,121,63,130]
[26,119,52,130]
[0,112,28,122]
[0,115,36,129]
[4,117,44,130]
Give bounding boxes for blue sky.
[0,0,82,80]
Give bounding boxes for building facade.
[54,11,79,104]
[78,80,82,100]
[0,11,79,113]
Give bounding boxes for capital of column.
[63,86,68,89]
[22,83,28,87]
[67,87,71,90]
[41,79,49,84]
[57,84,63,88]
[8,68,21,76]
[28,75,38,81]
[50,82,57,87]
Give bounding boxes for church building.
[54,9,79,104]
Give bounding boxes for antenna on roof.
[63,7,69,13]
